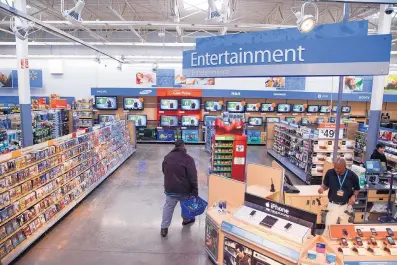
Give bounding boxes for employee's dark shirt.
[323,168,360,204]
[370,149,387,164]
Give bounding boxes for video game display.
[205,101,223,112]
[181,99,201,111]
[123,98,144,110]
[127,114,147,127]
[160,99,178,110]
[261,103,275,112]
[95,96,118,110]
[226,102,245,113]
[181,116,199,127]
[160,116,179,127]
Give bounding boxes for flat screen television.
[320,106,331,113]
[124,97,144,110]
[95,96,118,110]
[261,103,275,112]
[180,99,201,111]
[277,104,291,113]
[226,101,245,113]
[181,115,199,127]
[181,129,199,143]
[316,117,325,124]
[285,117,296,123]
[204,101,223,112]
[247,117,263,126]
[266,117,280,123]
[203,115,217,127]
[341,106,351,113]
[160,99,178,110]
[307,105,319,113]
[292,104,305,113]
[245,103,260,112]
[98,114,116,123]
[332,106,338,112]
[127,114,147,127]
[329,116,336,123]
[160,115,179,127]
[301,117,310,125]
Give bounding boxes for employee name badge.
[337,170,348,197]
[337,190,344,197]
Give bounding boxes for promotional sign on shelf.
[318,123,344,139]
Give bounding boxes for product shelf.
[214,152,233,154]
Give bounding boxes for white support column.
[366,4,392,160]
[15,0,33,146]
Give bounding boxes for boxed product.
[4,239,13,254]
[9,186,21,200]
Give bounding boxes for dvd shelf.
[71,99,94,129]
[0,120,135,265]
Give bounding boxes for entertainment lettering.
[190,46,305,67]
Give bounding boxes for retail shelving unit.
[354,130,367,164]
[0,120,135,265]
[72,99,94,129]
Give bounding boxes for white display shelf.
[1,149,135,265]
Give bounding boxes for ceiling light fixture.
[293,2,318,34]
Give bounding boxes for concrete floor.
[13,145,303,265]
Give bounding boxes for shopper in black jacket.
[160,140,198,237]
[370,143,388,165]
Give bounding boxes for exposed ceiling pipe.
[0,2,123,63]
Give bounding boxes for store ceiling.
[0,0,392,44]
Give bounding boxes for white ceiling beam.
[171,0,182,38]
[108,6,145,42]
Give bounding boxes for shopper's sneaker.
[160,228,168,237]
[182,218,196,226]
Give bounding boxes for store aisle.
[13,145,301,265]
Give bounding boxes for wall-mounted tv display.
[160,99,178,110]
[261,103,275,112]
[307,105,319,113]
[332,106,338,112]
[95,96,118,110]
[285,117,296,123]
[181,116,199,127]
[160,116,179,127]
[245,103,260,112]
[277,104,291,113]
[98,114,116,123]
[341,106,351,113]
[203,115,217,127]
[320,106,331,113]
[248,117,263,126]
[181,99,201,111]
[204,101,223,112]
[329,116,336,123]
[316,117,325,124]
[226,102,245,113]
[127,114,147,127]
[292,104,305,113]
[266,117,280,123]
[301,117,310,125]
[124,97,144,110]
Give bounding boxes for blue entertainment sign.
[183,34,392,78]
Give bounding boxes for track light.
[293,2,318,34]
[63,0,85,26]
[208,0,222,22]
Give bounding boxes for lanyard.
[338,169,348,190]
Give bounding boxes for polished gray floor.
[13,145,302,265]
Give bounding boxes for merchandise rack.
[0,120,136,264]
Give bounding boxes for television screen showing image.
[181,99,201,111]
[181,129,199,143]
[307,105,319,113]
[203,115,217,127]
[181,116,199,127]
[277,104,291,113]
[320,106,331,113]
[227,102,245,113]
[160,116,179,127]
[205,101,223,112]
[127,114,147,127]
[245,103,260,112]
[285,117,296,123]
[261,103,275,112]
[316,117,325,124]
[160,99,178,110]
[332,106,338,112]
[292,104,305,113]
[95,96,118,110]
[341,106,351,113]
[301,117,310,125]
[329,116,336,123]
[124,98,144,110]
[266,117,280,123]
[248,117,263,126]
[98,114,116,123]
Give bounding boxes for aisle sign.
[318,123,344,139]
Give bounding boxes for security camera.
[385,5,394,15]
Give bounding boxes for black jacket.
[370,149,387,164]
[162,148,198,196]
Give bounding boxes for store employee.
[318,158,360,235]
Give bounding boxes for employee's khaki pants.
[323,202,350,237]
